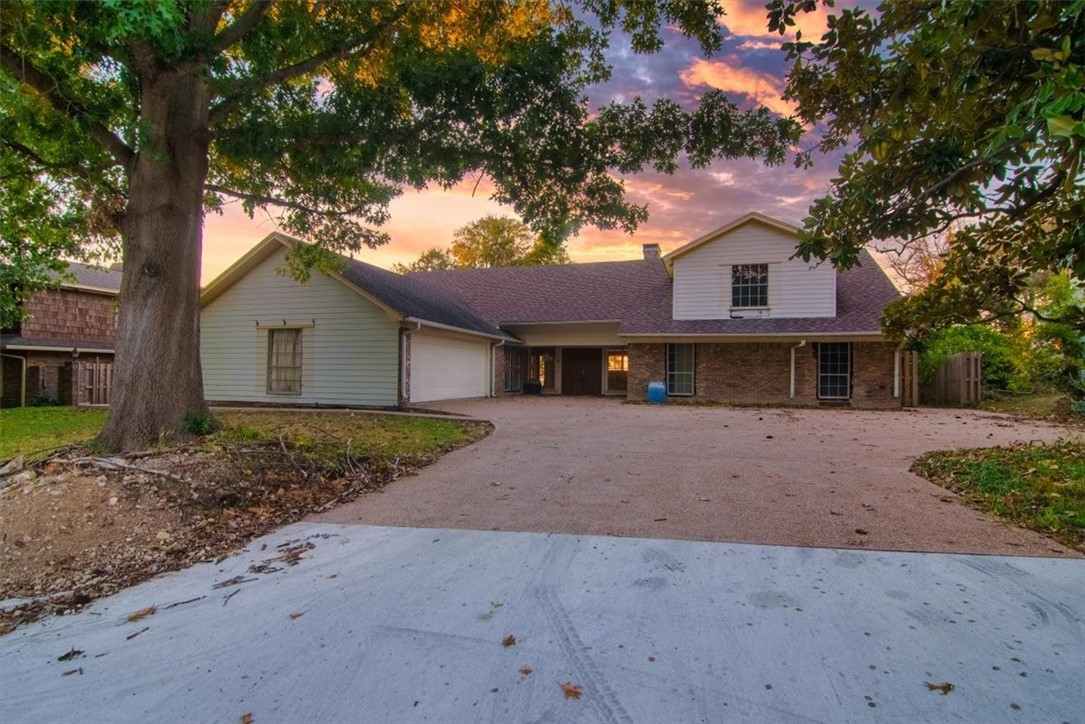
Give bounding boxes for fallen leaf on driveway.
[653,517,667,522]
[501,635,517,647]
[57,648,84,662]
[561,682,582,699]
[126,626,150,640]
[61,667,82,676]
[696,496,711,502]
[126,606,157,622]
[925,681,954,695]
[240,714,254,724]
[289,612,304,620]
[519,665,533,675]
[854,528,869,535]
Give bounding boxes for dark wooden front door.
[561,348,602,395]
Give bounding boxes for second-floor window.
[731,264,768,308]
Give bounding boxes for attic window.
[731,264,768,308]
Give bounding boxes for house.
[1,262,122,407]
[199,212,903,408]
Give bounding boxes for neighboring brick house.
[200,212,903,408]
[1,262,122,407]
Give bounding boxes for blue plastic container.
[647,380,666,404]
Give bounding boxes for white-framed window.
[818,342,851,399]
[666,343,695,396]
[267,328,303,395]
[731,264,768,308]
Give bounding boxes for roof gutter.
[403,316,509,342]
[1,344,115,354]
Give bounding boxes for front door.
[561,348,602,395]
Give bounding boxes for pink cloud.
[679,57,794,117]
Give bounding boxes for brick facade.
[627,341,900,408]
[20,288,117,343]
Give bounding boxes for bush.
[27,394,60,407]
[180,411,215,436]
[919,326,1029,392]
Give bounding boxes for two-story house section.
[1,262,122,407]
[200,212,903,409]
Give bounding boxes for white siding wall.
[672,223,836,320]
[201,248,400,406]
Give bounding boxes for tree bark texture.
[97,70,212,452]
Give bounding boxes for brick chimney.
[642,243,661,260]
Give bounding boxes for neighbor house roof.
[53,261,123,294]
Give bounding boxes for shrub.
[180,411,215,436]
[919,325,1029,392]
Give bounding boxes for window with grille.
[818,342,851,399]
[666,343,695,396]
[267,328,303,395]
[731,264,769,308]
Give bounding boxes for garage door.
[410,332,490,403]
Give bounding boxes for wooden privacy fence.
[81,360,113,405]
[901,350,920,407]
[922,352,982,406]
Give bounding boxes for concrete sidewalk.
[1,523,1082,723]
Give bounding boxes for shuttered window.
[267,328,303,395]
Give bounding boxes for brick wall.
[21,289,117,343]
[492,344,507,397]
[627,341,900,408]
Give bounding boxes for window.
[504,347,525,392]
[607,349,628,393]
[267,328,303,395]
[818,342,851,399]
[529,348,556,390]
[666,343,694,396]
[731,264,768,308]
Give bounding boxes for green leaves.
[778,0,1084,335]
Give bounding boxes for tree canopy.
[394,215,569,272]
[769,0,1085,335]
[1,0,800,449]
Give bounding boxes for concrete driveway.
[3,523,1082,724]
[317,397,1081,557]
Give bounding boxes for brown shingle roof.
[408,250,899,337]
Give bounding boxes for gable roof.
[619,249,901,337]
[662,211,801,270]
[200,233,514,341]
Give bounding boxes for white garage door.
[410,332,490,403]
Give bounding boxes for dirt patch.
[0,420,490,633]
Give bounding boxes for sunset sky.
[200,1,853,285]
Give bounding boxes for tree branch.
[208,2,411,124]
[0,44,134,168]
[206,182,369,218]
[211,0,274,54]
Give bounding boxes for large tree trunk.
[97,70,212,452]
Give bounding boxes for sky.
[200,0,849,285]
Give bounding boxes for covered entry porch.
[501,345,628,396]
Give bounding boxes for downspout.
[491,340,505,398]
[893,340,905,399]
[1,353,27,408]
[789,340,807,399]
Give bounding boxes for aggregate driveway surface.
[2,523,1083,724]
[317,398,1082,557]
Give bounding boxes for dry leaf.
[925,681,954,695]
[326,574,338,579]
[561,682,582,700]
[519,665,533,676]
[126,606,157,622]
[289,612,304,620]
[240,714,254,724]
[854,528,869,535]
[696,496,711,502]
[126,626,150,640]
[57,648,84,662]
[501,635,517,647]
[61,667,83,676]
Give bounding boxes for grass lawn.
[912,440,1085,552]
[0,407,485,463]
[0,407,108,461]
